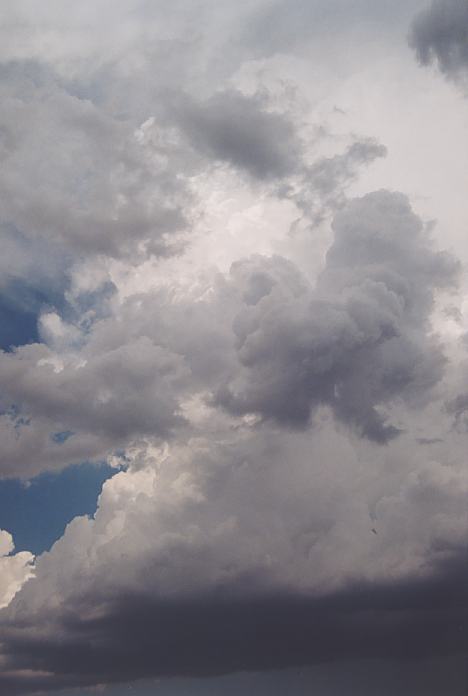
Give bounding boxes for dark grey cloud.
[0,554,465,695]
[171,90,302,181]
[410,0,468,83]
[216,191,459,441]
[50,657,468,696]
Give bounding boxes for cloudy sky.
[0,1,467,694]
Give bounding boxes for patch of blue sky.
[0,277,67,351]
[51,430,75,444]
[0,461,119,555]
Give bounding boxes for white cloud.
[0,530,34,610]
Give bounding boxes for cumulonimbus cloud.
[0,2,467,694]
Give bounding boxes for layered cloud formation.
[0,1,467,694]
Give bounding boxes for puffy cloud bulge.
[0,531,34,610]
[216,192,458,440]
[0,0,467,694]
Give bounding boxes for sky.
[0,1,467,695]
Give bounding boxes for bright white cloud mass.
[0,1,467,695]
[0,530,34,610]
